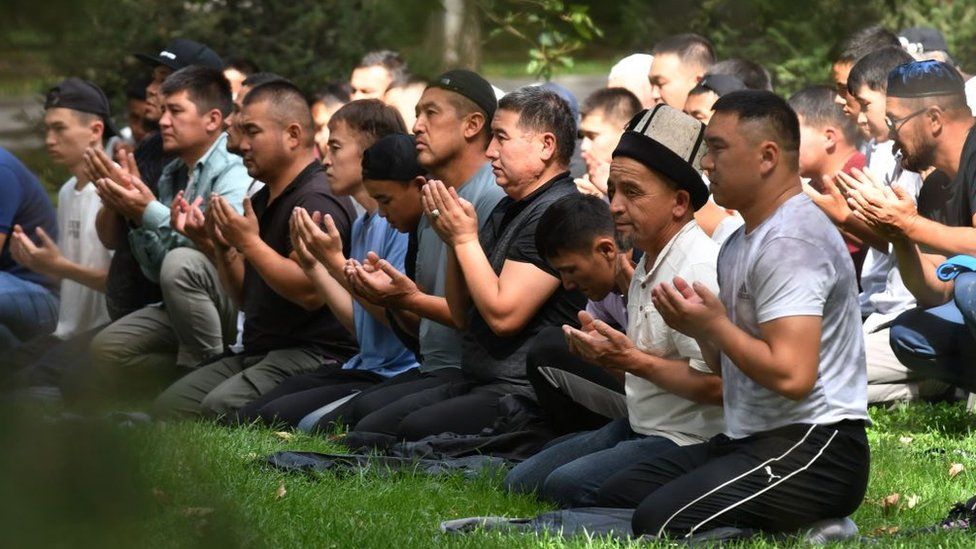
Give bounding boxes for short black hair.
[709,58,773,91]
[160,66,233,117]
[358,50,409,87]
[847,46,914,94]
[535,193,615,260]
[581,88,642,126]
[713,90,800,163]
[242,81,315,147]
[329,98,407,150]
[788,85,859,145]
[653,34,715,71]
[498,86,577,167]
[242,72,290,90]
[225,56,260,75]
[836,25,901,64]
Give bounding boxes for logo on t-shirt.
[68,219,81,239]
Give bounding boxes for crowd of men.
[1,23,975,539]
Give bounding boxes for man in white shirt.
[506,106,724,508]
[600,91,869,538]
[5,78,114,386]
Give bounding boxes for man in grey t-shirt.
[595,91,870,539]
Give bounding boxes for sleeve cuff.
[142,200,170,230]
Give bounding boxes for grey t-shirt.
[414,163,505,371]
[717,192,868,439]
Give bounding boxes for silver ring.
[430,208,441,219]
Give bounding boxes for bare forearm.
[305,265,355,334]
[904,216,976,257]
[390,309,421,337]
[624,351,723,405]
[892,239,953,306]
[215,248,245,307]
[50,261,108,293]
[444,248,470,330]
[839,214,889,252]
[401,292,457,328]
[242,240,324,310]
[707,318,814,400]
[95,207,124,250]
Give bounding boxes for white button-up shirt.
[625,220,725,444]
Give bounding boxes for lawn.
[2,401,976,548]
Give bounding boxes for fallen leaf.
[950,463,965,478]
[273,431,294,441]
[871,526,900,536]
[181,507,215,518]
[881,492,900,512]
[906,494,920,509]
[275,482,287,500]
[898,436,913,445]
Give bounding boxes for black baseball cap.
[692,73,748,97]
[427,69,497,121]
[362,134,426,182]
[44,78,118,138]
[135,38,224,71]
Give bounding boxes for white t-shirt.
[859,140,921,319]
[717,193,868,439]
[966,76,976,117]
[625,221,725,444]
[52,179,112,338]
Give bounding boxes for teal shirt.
[129,133,251,282]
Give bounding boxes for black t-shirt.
[941,126,976,228]
[241,161,358,361]
[104,132,175,320]
[466,172,586,363]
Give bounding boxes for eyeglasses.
[885,107,930,137]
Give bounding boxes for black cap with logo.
[135,38,224,71]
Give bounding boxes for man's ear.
[823,126,838,152]
[594,236,617,259]
[672,188,692,218]
[410,175,426,191]
[463,112,486,141]
[928,106,946,136]
[540,131,557,162]
[205,109,224,133]
[285,122,303,149]
[89,118,105,146]
[758,140,781,176]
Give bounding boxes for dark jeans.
[526,326,625,435]
[505,417,678,507]
[889,272,976,392]
[594,421,870,538]
[0,272,58,353]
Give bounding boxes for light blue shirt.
[342,210,419,377]
[130,132,250,282]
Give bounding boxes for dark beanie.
[887,60,965,98]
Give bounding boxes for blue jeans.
[0,272,58,353]
[504,417,679,508]
[890,273,976,392]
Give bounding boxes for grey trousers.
[152,347,325,419]
[90,248,237,381]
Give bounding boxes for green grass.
[3,402,976,547]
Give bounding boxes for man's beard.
[614,229,634,253]
[901,139,937,174]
